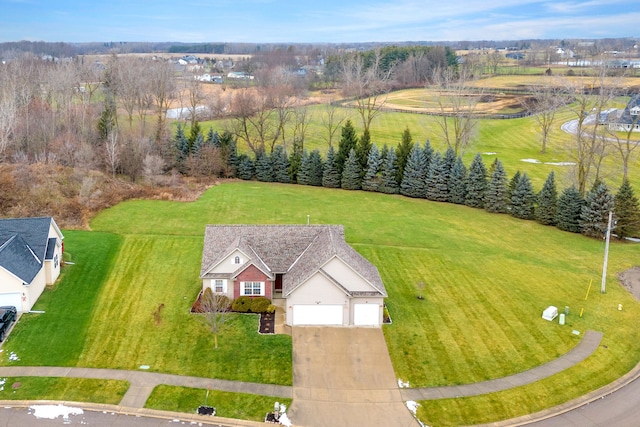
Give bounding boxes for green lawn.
[146,385,292,422]
[3,181,640,426]
[0,377,128,404]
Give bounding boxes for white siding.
[322,257,378,292]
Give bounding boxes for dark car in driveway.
[0,306,17,342]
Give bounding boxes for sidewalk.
[0,329,609,426]
[0,366,292,410]
[401,330,602,401]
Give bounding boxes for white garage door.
[354,304,380,326]
[0,293,22,312]
[293,305,343,326]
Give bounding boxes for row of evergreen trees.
[171,122,639,240]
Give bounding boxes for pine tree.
[484,159,509,213]
[205,127,219,147]
[380,147,399,194]
[443,146,456,181]
[396,127,414,183]
[322,146,341,188]
[423,140,434,170]
[465,153,487,208]
[580,181,615,238]
[308,149,324,187]
[288,149,302,184]
[426,152,450,202]
[255,150,274,182]
[449,156,467,205]
[556,187,584,233]
[226,139,239,177]
[536,171,558,225]
[337,119,358,175]
[174,124,189,162]
[341,149,362,190]
[508,170,521,203]
[271,145,290,184]
[400,142,428,198]
[188,121,202,150]
[192,132,205,156]
[362,144,382,192]
[510,173,536,220]
[379,144,389,165]
[237,154,255,180]
[614,180,640,239]
[356,129,372,170]
[297,150,312,186]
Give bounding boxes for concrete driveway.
[287,327,419,427]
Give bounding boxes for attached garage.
[293,304,343,326]
[0,293,22,312]
[354,303,380,326]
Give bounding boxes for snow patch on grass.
[520,158,576,166]
[398,378,410,388]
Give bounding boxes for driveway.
[287,327,419,427]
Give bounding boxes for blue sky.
[0,0,638,43]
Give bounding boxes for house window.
[233,256,242,264]
[242,281,264,296]
[213,279,225,293]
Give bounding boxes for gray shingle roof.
[0,217,60,284]
[617,94,640,125]
[0,234,42,283]
[200,225,386,297]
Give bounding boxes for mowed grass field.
[3,181,638,425]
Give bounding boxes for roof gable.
[0,234,42,283]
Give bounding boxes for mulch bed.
[259,312,275,334]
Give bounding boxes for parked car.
[0,306,17,342]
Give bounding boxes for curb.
[470,360,640,426]
[0,400,269,427]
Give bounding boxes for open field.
[4,181,637,425]
[197,100,640,193]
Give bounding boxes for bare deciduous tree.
[608,95,640,182]
[320,99,347,148]
[104,129,119,178]
[522,79,567,153]
[432,67,481,155]
[563,67,618,195]
[341,49,392,133]
[200,288,230,349]
[148,59,176,143]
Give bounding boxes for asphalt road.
[525,375,640,427]
[0,407,203,426]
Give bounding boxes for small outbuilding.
[542,306,558,321]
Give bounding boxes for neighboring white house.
[0,217,64,312]
[199,225,387,327]
[608,94,640,132]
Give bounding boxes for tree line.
[185,119,639,240]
